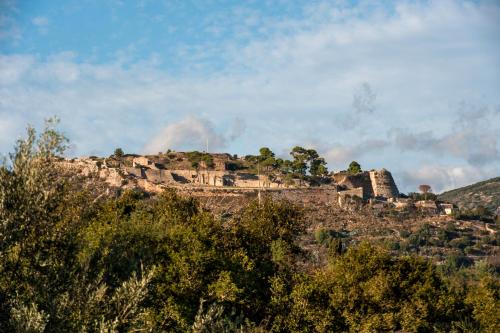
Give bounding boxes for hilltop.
[439,177,500,214]
[56,151,499,269]
[58,148,399,201]
[2,123,499,332]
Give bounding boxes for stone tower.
[369,169,399,198]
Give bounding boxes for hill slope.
[439,177,500,213]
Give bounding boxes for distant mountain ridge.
[438,177,500,213]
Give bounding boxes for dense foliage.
[186,151,214,169]
[347,161,362,174]
[244,146,328,179]
[0,123,498,332]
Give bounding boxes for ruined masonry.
[59,153,400,205]
[334,169,399,200]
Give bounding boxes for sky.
[1,0,499,193]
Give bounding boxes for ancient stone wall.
[338,187,364,198]
[124,167,144,178]
[132,156,151,167]
[368,169,399,198]
[99,168,123,187]
[144,169,176,184]
[194,170,226,186]
[338,172,373,199]
[178,187,338,208]
[268,187,338,205]
[60,156,400,202]
[335,169,399,199]
[170,170,198,183]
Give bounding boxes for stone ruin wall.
[59,157,399,208]
[338,172,374,199]
[368,169,399,198]
[184,187,339,212]
[268,187,338,205]
[336,169,399,200]
[126,156,289,188]
[338,187,364,199]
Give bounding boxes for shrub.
[449,236,474,250]
[386,240,400,250]
[1,120,498,333]
[399,230,411,238]
[114,148,124,157]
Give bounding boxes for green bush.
[449,236,474,250]
[1,121,498,332]
[399,230,411,238]
[315,229,330,245]
[114,147,124,157]
[386,240,400,250]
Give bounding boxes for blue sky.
[1,0,500,193]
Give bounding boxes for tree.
[290,146,308,176]
[201,153,214,168]
[0,117,69,254]
[278,159,293,174]
[187,151,214,169]
[347,161,362,174]
[419,184,432,200]
[418,184,431,194]
[4,119,493,332]
[259,147,275,160]
[309,157,328,176]
[114,148,124,157]
[261,157,277,172]
[259,147,277,172]
[289,147,329,177]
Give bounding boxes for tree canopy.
[114,147,124,157]
[347,161,362,174]
[0,122,497,332]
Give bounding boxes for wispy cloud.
[324,140,389,168]
[398,164,495,194]
[1,1,499,192]
[227,117,246,142]
[143,116,226,154]
[390,103,500,166]
[32,16,49,27]
[32,16,49,34]
[352,82,376,114]
[0,0,21,42]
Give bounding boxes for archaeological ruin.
[59,151,401,208]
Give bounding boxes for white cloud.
[324,140,389,168]
[398,164,497,194]
[32,16,49,27]
[32,16,49,34]
[143,116,226,154]
[0,0,499,192]
[0,113,26,154]
[0,55,34,84]
[293,136,388,173]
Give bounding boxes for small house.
[438,203,458,216]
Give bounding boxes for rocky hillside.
[438,177,500,213]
